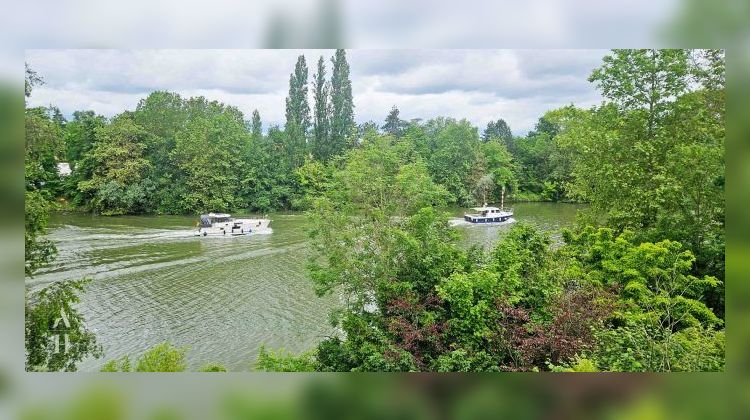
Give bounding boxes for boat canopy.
[200,213,232,227]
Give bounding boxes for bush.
[254,346,317,372]
[100,342,187,372]
[199,363,227,372]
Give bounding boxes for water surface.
[31,202,583,371]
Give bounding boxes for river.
[29,202,584,371]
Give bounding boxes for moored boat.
[194,213,271,236]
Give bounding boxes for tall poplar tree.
[329,49,354,156]
[311,56,330,161]
[251,109,262,140]
[285,55,310,168]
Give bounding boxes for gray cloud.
[26,49,607,134]
[356,50,606,101]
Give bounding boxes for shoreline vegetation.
[25,49,724,372]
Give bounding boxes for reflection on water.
[29,203,583,371]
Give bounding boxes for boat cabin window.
[200,215,230,227]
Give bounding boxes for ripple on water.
[28,214,332,371]
[34,206,579,371]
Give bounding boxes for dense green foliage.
[100,342,188,372]
[25,70,102,372]
[26,49,724,372]
[50,50,360,214]
[25,189,56,276]
[560,227,723,371]
[255,346,317,372]
[256,49,724,372]
[76,116,154,215]
[100,342,233,372]
[562,49,726,315]
[25,279,102,371]
[41,49,524,215]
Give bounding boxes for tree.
[690,49,725,93]
[491,222,558,315]
[64,111,106,165]
[358,121,379,139]
[382,105,404,137]
[62,111,107,205]
[76,116,154,215]
[329,49,355,157]
[26,279,102,371]
[482,119,512,143]
[312,207,464,372]
[25,69,101,372]
[25,109,64,196]
[527,115,560,138]
[473,174,494,205]
[295,156,331,208]
[308,134,453,303]
[285,55,310,169]
[563,49,724,288]
[317,133,451,219]
[169,99,249,213]
[25,109,64,275]
[311,56,331,161]
[25,191,56,276]
[588,49,690,137]
[251,109,263,140]
[480,139,518,203]
[417,118,483,205]
[133,91,186,168]
[130,91,188,212]
[242,125,298,211]
[25,63,43,98]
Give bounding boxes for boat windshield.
[199,214,231,227]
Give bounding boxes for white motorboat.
[463,206,513,223]
[194,213,271,236]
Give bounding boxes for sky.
[25,49,609,135]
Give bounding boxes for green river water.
[29,202,583,371]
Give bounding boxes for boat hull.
[464,214,513,223]
[194,218,271,236]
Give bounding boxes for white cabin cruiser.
[464,206,513,223]
[195,213,271,236]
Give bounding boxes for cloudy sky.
[26,49,608,135]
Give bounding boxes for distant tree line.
[25,48,599,219]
